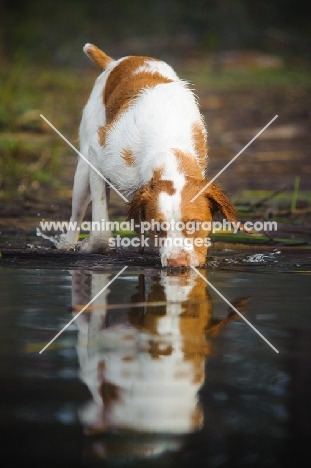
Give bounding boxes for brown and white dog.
[56,44,241,266]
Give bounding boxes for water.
[1,252,311,467]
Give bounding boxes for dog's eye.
[154,228,162,235]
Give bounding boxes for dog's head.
[128,175,241,267]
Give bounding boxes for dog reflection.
[71,269,248,437]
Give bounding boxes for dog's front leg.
[54,156,90,249]
[77,146,112,253]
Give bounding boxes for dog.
[56,43,242,266]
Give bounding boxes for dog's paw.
[53,233,76,250]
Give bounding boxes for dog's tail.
[83,43,114,70]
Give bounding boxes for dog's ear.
[127,185,151,226]
[204,182,237,223]
[204,182,250,233]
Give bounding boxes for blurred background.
[1,0,311,64]
[1,0,311,239]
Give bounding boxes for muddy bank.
[1,244,310,274]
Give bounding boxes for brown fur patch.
[98,122,115,147]
[204,181,237,223]
[177,178,215,264]
[104,56,174,125]
[127,173,175,230]
[99,381,119,407]
[151,167,163,181]
[173,149,203,179]
[97,125,108,146]
[121,148,135,166]
[150,178,176,196]
[191,121,208,170]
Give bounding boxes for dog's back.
[81,45,207,194]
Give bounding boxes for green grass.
[0,59,94,199]
[232,189,311,215]
[182,65,311,91]
[0,133,65,197]
[233,189,311,202]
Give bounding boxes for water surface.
[1,252,311,467]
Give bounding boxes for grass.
[182,63,311,91]
[231,189,311,215]
[0,59,94,200]
[0,132,64,197]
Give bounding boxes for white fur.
[133,59,179,80]
[89,80,204,193]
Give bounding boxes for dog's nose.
[167,255,189,267]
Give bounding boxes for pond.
[1,248,311,467]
